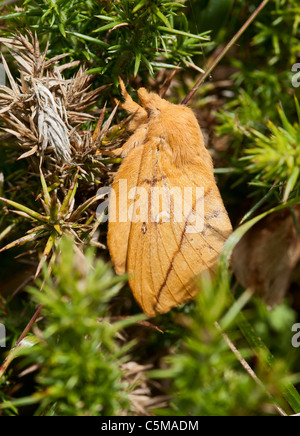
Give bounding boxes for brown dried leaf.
[14,55,33,75]
[56,60,81,73]
[0,32,106,164]
[120,361,169,416]
[232,206,300,305]
[44,53,71,69]
[92,102,107,145]
[18,145,38,160]
[2,127,23,140]
[1,54,20,95]
[0,104,14,114]
[100,102,119,138]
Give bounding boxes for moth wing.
[107,144,145,275]
[126,143,232,316]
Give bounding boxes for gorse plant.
[1,238,145,416]
[251,0,300,65]
[1,0,300,417]
[0,32,117,275]
[150,267,300,416]
[245,100,300,202]
[218,95,300,203]
[211,0,300,216]
[1,0,210,80]
[27,238,133,416]
[152,283,276,416]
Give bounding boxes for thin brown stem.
[215,322,288,417]
[15,304,43,346]
[0,304,43,379]
[182,0,270,105]
[7,274,35,303]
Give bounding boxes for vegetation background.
[0,0,300,416]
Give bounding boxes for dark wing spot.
[141,176,165,185]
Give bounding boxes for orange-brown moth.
[107,80,232,316]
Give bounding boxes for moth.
[106,80,232,316]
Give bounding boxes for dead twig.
[215,321,288,417]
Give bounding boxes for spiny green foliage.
[245,101,300,202]
[15,238,137,416]
[0,32,116,276]
[152,272,300,416]
[1,0,300,417]
[155,285,269,416]
[217,97,300,203]
[1,0,209,80]
[192,0,300,64]
[0,170,104,277]
[155,202,300,416]
[251,0,300,65]
[208,0,300,213]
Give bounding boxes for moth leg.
[118,78,147,130]
[119,78,143,114]
[102,125,148,158]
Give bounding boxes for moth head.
[137,88,169,118]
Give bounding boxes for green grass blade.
[35,232,57,278]
[155,10,172,29]
[157,26,210,40]
[0,232,44,253]
[218,196,300,413]
[283,167,300,203]
[134,51,142,77]
[0,198,49,223]
[40,170,51,207]
[59,171,79,217]
[65,31,109,47]
[0,223,16,243]
[132,0,148,13]
[0,335,39,380]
